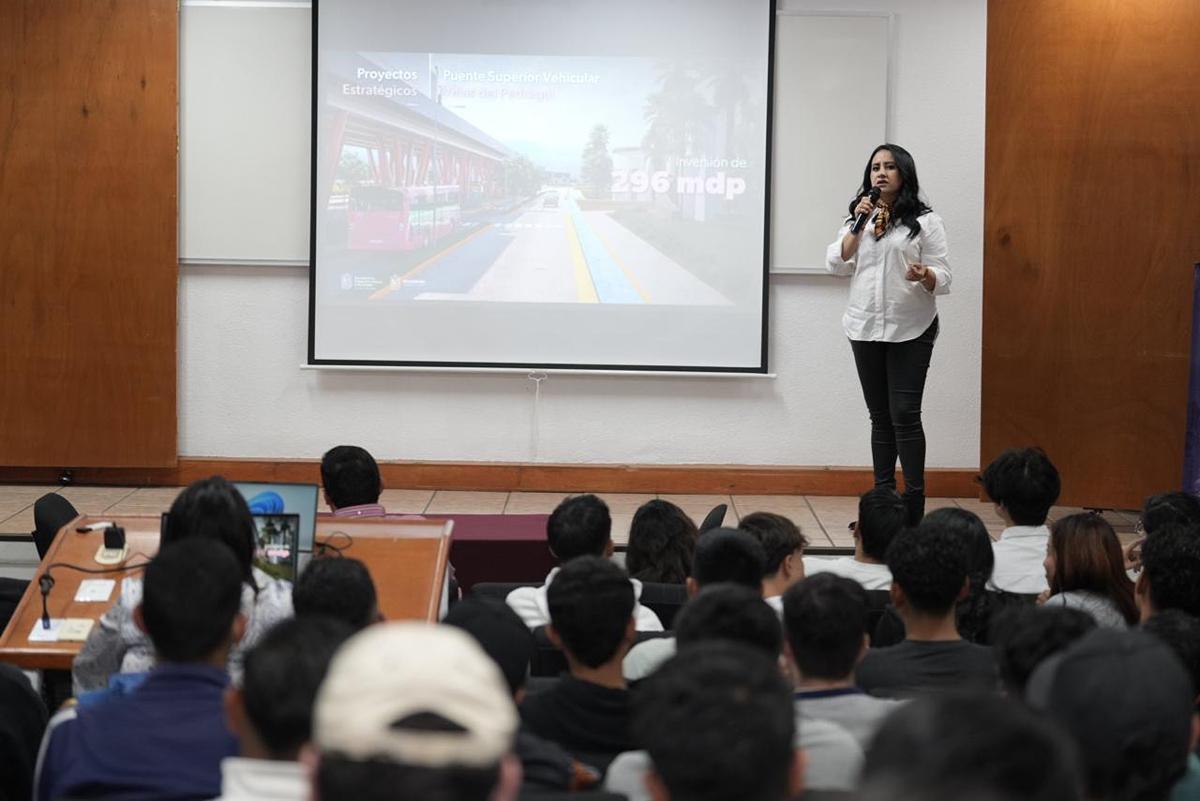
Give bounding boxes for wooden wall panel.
[0,1,177,467]
[983,0,1200,508]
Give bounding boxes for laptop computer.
[158,511,301,583]
[232,482,319,554]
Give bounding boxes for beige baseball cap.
[314,622,518,768]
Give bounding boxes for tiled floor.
[0,484,1141,547]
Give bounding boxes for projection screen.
[309,0,775,371]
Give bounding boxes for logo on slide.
[340,272,354,290]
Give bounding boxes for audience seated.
[1137,523,1200,620]
[215,616,353,801]
[737,511,809,613]
[519,556,638,773]
[857,519,996,697]
[630,641,803,801]
[983,447,1061,594]
[311,622,521,801]
[623,527,767,681]
[783,573,904,748]
[506,494,663,631]
[860,692,1082,801]
[0,663,47,801]
[37,540,245,801]
[72,476,293,695]
[1027,628,1195,801]
[444,597,581,794]
[1142,609,1200,704]
[625,499,698,585]
[990,605,1096,696]
[320,445,386,517]
[1040,513,1138,627]
[803,487,904,590]
[292,556,382,631]
[1126,491,1200,572]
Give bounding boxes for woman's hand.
[1036,589,1051,606]
[906,262,936,291]
[1123,537,1146,573]
[852,195,875,223]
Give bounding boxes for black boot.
[903,492,925,527]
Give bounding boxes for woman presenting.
[826,144,951,526]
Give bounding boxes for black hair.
[141,539,243,663]
[1141,523,1200,618]
[320,445,382,509]
[990,605,1097,695]
[633,641,795,801]
[163,476,256,587]
[443,596,534,697]
[1142,491,1200,534]
[625,500,697,584]
[980,448,1061,526]
[886,519,968,616]
[923,507,996,643]
[857,487,907,562]
[242,616,354,759]
[782,573,869,680]
[674,583,782,658]
[737,512,808,578]
[317,755,499,801]
[691,527,767,589]
[862,693,1082,801]
[846,143,932,240]
[293,557,379,631]
[1142,609,1200,703]
[546,494,611,562]
[546,556,634,668]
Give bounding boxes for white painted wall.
[178,0,986,467]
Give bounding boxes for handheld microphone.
[851,186,882,235]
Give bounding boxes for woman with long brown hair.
[1040,513,1138,627]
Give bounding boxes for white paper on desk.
[28,619,62,642]
[75,579,115,602]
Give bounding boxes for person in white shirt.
[738,512,808,614]
[214,616,353,801]
[827,143,952,528]
[981,447,1061,595]
[804,488,903,591]
[506,494,663,631]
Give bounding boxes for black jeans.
[849,317,939,509]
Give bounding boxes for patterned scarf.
[873,200,892,239]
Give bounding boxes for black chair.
[32,494,78,559]
[698,504,727,533]
[638,581,689,629]
[864,589,892,642]
[0,578,28,637]
[470,581,539,601]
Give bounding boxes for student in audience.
[507,494,663,631]
[38,540,245,801]
[215,616,353,800]
[1142,609,1200,701]
[861,692,1082,801]
[983,447,1061,594]
[292,556,381,631]
[444,597,580,794]
[738,511,808,613]
[803,487,904,590]
[625,499,698,585]
[72,476,293,694]
[310,622,521,801]
[1027,628,1194,801]
[990,605,1096,696]
[857,520,996,697]
[1126,491,1200,572]
[607,584,863,798]
[0,663,47,801]
[1040,513,1138,627]
[519,556,638,772]
[623,527,767,680]
[783,573,904,747]
[320,444,385,516]
[631,641,804,801]
[1137,523,1200,620]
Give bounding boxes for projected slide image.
[318,52,764,308]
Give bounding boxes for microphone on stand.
[851,186,882,235]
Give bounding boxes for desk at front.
[0,515,452,671]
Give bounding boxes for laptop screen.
[158,512,301,583]
[232,482,319,553]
